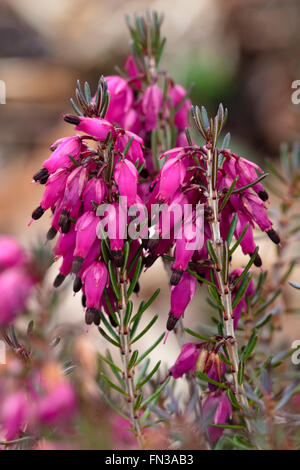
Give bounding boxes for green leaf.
[209,423,245,430]
[226,214,238,246]
[140,377,171,408]
[253,288,281,316]
[128,350,139,370]
[232,247,259,288]
[241,329,258,362]
[136,333,165,365]
[127,257,142,298]
[130,301,144,339]
[186,269,216,287]
[134,393,143,411]
[229,223,249,256]
[99,311,119,341]
[124,300,133,327]
[136,361,161,390]
[219,177,238,212]
[108,260,121,301]
[206,240,218,265]
[238,361,244,385]
[131,315,158,344]
[121,242,130,275]
[184,327,217,343]
[196,370,228,390]
[231,173,268,194]
[98,327,120,348]
[123,136,134,156]
[290,281,300,290]
[100,372,127,396]
[103,289,119,326]
[232,273,253,308]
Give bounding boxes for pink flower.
[73,212,99,272]
[168,84,191,131]
[0,267,34,325]
[114,130,145,166]
[38,383,76,424]
[0,236,27,270]
[82,261,108,323]
[82,178,106,211]
[39,169,69,212]
[1,391,28,440]
[105,76,134,124]
[124,56,142,90]
[169,343,201,378]
[114,159,138,206]
[158,156,186,203]
[42,136,82,174]
[63,115,115,141]
[203,391,232,442]
[167,272,196,330]
[142,85,163,131]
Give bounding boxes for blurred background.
[0,0,299,367]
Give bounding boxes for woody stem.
[118,272,144,449]
[206,148,251,432]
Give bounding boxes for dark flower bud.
[267,229,280,245]
[73,276,82,293]
[140,168,149,178]
[32,206,45,220]
[53,273,65,288]
[170,269,183,286]
[144,254,157,268]
[252,252,262,267]
[72,256,84,274]
[133,281,140,294]
[258,190,269,201]
[46,227,58,241]
[85,308,95,325]
[33,167,49,184]
[147,238,160,251]
[166,313,179,331]
[59,209,71,234]
[93,310,101,326]
[112,250,123,268]
[63,114,80,125]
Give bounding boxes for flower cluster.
[167,340,232,441]
[145,142,280,332]
[0,360,76,444]
[0,236,36,325]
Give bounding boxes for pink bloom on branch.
[82,261,108,312]
[169,343,201,378]
[142,85,163,131]
[0,236,27,270]
[0,267,34,325]
[63,115,115,141]
[168,84,191,131]
[42,136,82,174]
[158,156,186,203]
[203,391,232,442]
[114,159,138,206]
[38,383,77,425]
[124,56,142,90]
[114,130,145,166]
[105,75,134,124]
[82,178,106,212]
[73,212,99,272]
[167,272,196,331]
[1,391,29,441]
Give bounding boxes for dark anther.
[144,254,157,268]
[85,308,95,325]
[252,252,262,267]
[166,313,179,331]
[133,281,140,294]
[93,310,101,326]
[53,273,65,288]
[81,295,87,308]
[72,256,84,274]
[46,227,58,241]
[170,269,183,286]
[267,229,280,245]
[112,250,123,267]
[73,276,82,293]
[140,168,149,178]
[147,238,160,251]
[33,168,49,184]
[258,190,269,201]
[32,206,45,220]
[63,114,80,125]
[59,209,71,234]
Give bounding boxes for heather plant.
[1,11,300,451]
